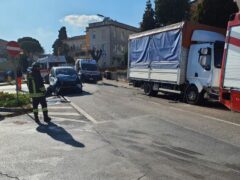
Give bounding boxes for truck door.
[211,42,224,88]
[187,44,213,90]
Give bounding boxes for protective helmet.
[32,62,40,72]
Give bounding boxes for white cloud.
[61,15,103,28]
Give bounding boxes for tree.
[192,0,238,28]
[155,0,190,26]
[52,27,69,56]
[140,0,156,31]
[18,37,44,55]
[89,48,102,63]
[19,54,29,73]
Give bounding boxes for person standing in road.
[16,66,22,91]
[27,63,51,123]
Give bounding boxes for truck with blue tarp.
[128,22,226,104]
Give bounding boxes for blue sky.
[0,0,147,53]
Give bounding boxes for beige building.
[63,34,91,59]
[87,18,139,69]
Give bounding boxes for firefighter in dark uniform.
[27,63,51,123]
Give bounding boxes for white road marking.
[31,112,80,116]
[47,106,72,109]
[50,116,88,123]
[49,112,80,116]
[169,107,240,128]
[64,97,98,124]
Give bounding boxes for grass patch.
[0,92,31,107]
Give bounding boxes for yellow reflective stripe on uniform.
[42,108,48,112]
[40,87,46,91]
[33,109,38,113]
[29,93,44,98]
[32,80,36,94]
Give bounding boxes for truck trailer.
[220,13,240,112]
[128,22,226,105]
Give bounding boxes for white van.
[37,55,67,83]
[75,59,101,83]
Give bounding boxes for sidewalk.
[102,79,133,89]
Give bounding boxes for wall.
[88,26,111,69]
[89,25,138,69]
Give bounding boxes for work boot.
[34,113,40,123]
[43,110,51,123]
[44,116,51,123]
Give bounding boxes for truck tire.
[185,85,203,105]
[144,83,158,96]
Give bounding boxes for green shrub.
[0,92,31,107]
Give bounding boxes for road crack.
[0,171,20,180]
[137,173,146,180]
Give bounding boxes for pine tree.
[52,27,69,56]
[155,0,190,27]
[192,0,238,28]
[140,0,156,31]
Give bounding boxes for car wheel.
[55,86,61,96]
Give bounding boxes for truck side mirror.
[199,56,211,71]
[199,48,211,55]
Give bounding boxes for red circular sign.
[7,41,21,57]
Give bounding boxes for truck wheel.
[185,85,202,105]
[144,83,158,96]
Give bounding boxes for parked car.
[75,59,102,83]
[49,66,82,95]
[0,71,5,82]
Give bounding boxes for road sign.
[6,41,21,57]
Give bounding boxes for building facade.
[0,39,7,59]
[63,34,91,60]
[87,18,139,69]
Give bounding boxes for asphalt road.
[1,82,240,179]
[66,82,240,179]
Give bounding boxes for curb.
[102,81,133,90]
[0,105,32,118]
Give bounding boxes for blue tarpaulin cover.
[129,29,182,69]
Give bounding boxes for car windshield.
[56,68,76,76]
[81,63,98,71]
[49,62,65,69]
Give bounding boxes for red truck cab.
[220,13,240,112]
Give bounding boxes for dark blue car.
[49,66,82,95]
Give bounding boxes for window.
[214,42,224,68]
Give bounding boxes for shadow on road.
[67,90,92,97]
[36,121,85,148]
[99,82,118,88]
[153,93,229,111]
[0,115,5,121]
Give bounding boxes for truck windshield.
[214,42,224,68]
[81,64,98,71]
